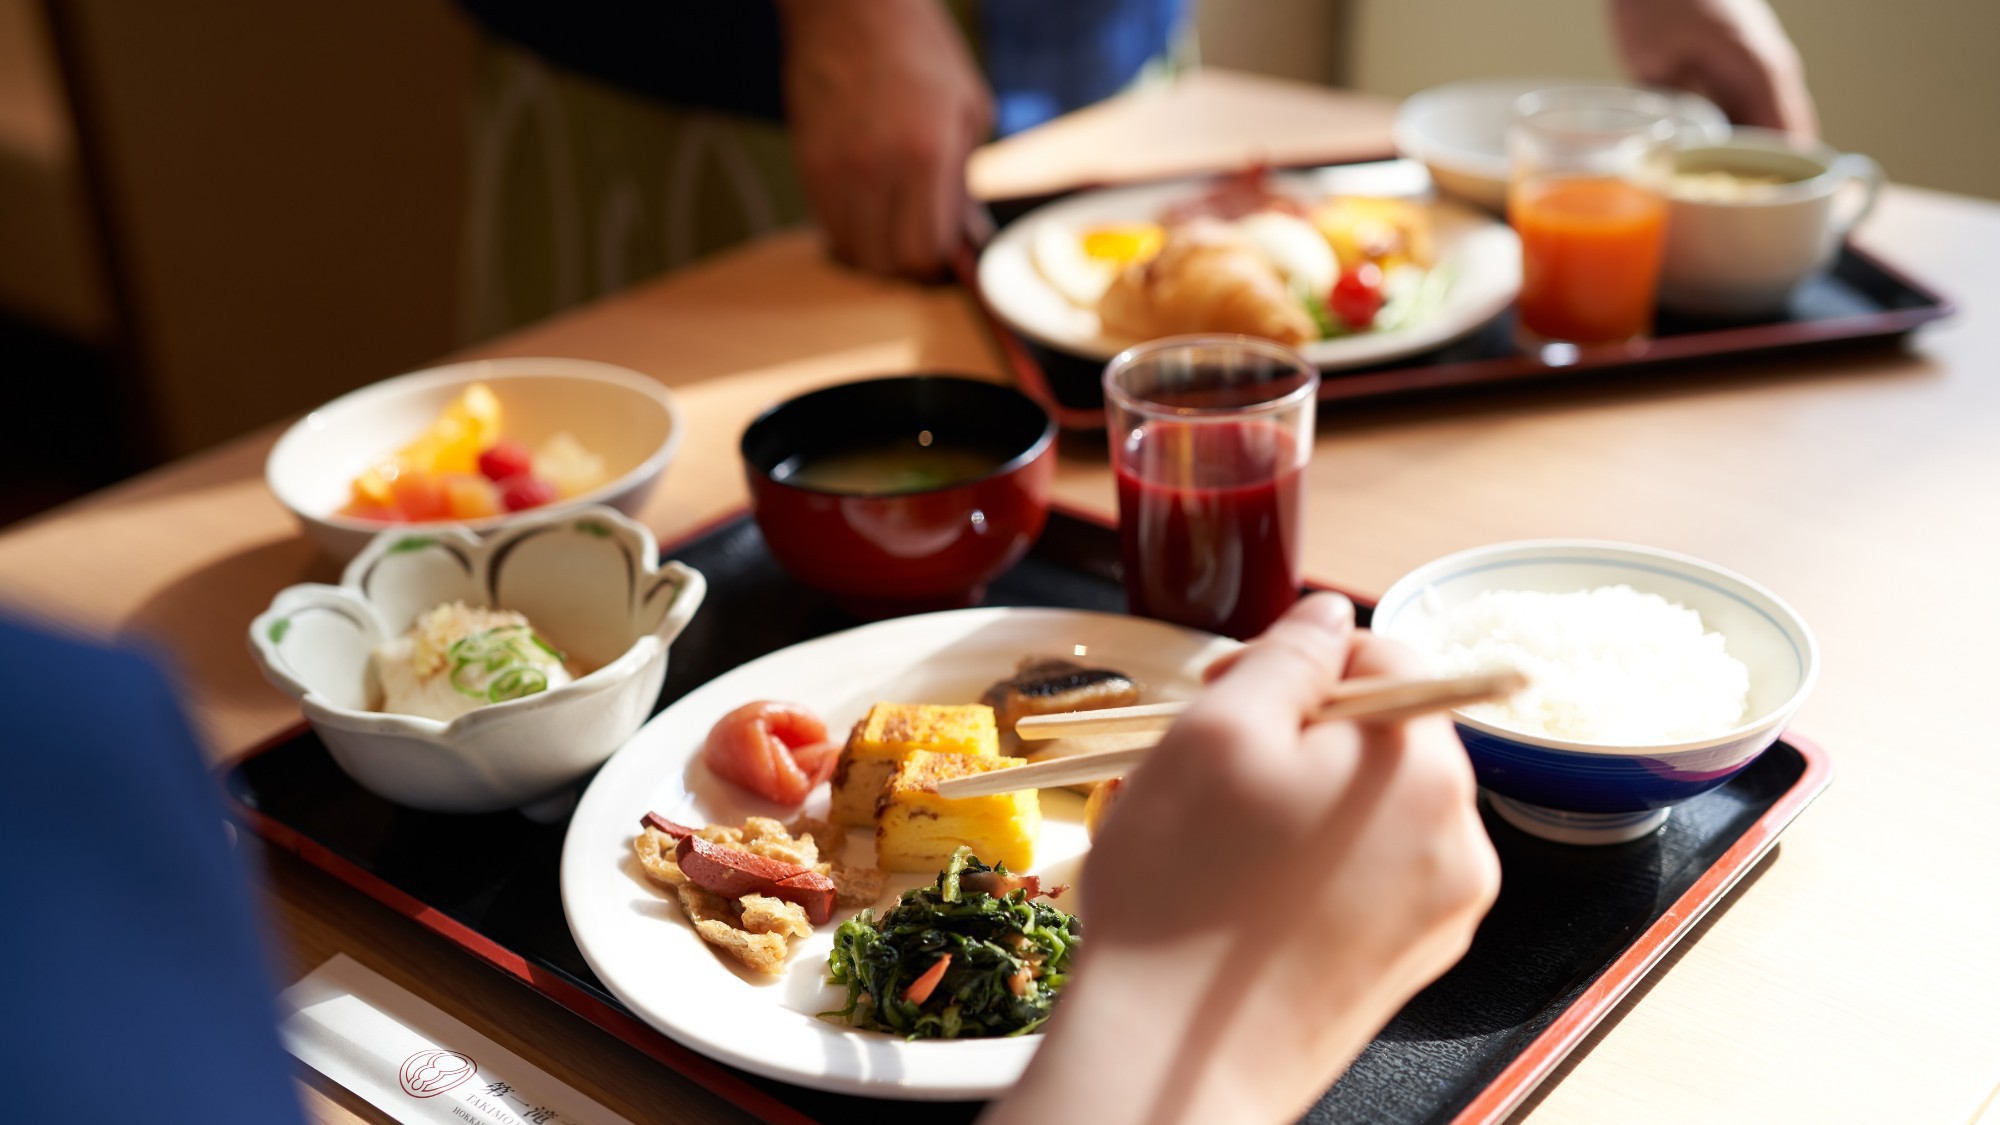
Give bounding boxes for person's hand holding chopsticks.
[987,593,1500,1125]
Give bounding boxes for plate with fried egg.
[976,159,1520,369]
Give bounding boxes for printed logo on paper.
[399,1048,478,1098]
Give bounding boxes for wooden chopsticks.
[934,670,1526,799]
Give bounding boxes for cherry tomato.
[1330,262,1385,330]
[477,439,536,483]
[703,701,840,806]
[498,474,560,512]
[389,471,451,521]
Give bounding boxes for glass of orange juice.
[1509,87,1678,348]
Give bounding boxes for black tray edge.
[958,166,1956,430]
[1450,731,1831,1125]
[220,506,1835,1125]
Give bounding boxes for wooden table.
[4,72,1997,1123]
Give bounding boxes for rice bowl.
[1373,541,1818,845]
[1404,584,1750,745]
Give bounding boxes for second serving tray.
[966,162,1952,429]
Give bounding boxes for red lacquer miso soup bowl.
[741,375,1057,617]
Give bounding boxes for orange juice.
[1511,177,1669,344]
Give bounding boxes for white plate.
[560,607,1238,1100]
[976,159,1521,369]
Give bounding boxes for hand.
[1610,0,1818,137]
[988,594,1500,1125]
[777,0,992,279]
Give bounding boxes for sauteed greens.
[822,848,1079,1039]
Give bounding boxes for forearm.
[772,0,988,276]
[988,601,1499,1124]
[983,945,1212,1125]
[985,938,1383,1125]
[773,0,923,42]
[1606,0,1816,135]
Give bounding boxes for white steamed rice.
[1407,585,1749,745]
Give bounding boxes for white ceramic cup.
[1658,128,1884,317]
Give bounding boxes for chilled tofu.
[829,703,999,827]
[874,750,1039,874]
[373,602,570,721]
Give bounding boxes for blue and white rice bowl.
[1373,540,1818,845]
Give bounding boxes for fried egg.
[1030,224,1119,308]
[1031,223,1164,309]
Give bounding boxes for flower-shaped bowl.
[249,507,705,814]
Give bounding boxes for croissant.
[1099,220,1318,347]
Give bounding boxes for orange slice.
[352,383,503,508]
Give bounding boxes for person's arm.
[775,0,992,279]
[1609,0,1818,137]
[0,618,306,1123]
[986,594,1501,1125]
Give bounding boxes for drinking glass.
[1103,335,1317,640]
[1509,87,1677,348]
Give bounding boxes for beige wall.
[1201,0,2000,201]
[18,0,1989,465]
[1196,0,1344,92]
[0,0,108,339]
[49,0,476,457]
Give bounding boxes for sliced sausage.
[675,833,836,924]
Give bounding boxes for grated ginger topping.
[407,601,532,678]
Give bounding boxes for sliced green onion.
[446,625,561,701]
[487,666,549,702]
[449,651,491,699]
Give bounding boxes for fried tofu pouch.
[632,815,882,974]
[1099,219,1318,347]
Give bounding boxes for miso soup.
[779,434,1009,496]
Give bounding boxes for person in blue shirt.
[0,616,304,1124]
[459,0,1814,287]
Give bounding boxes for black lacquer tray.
[224,509,1829,1124]
[967,173,1952,429]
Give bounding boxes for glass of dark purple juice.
[1103,335,1318,640]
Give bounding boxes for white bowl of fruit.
[267,358,684,560]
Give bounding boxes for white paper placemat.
[278,954,635,1125]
